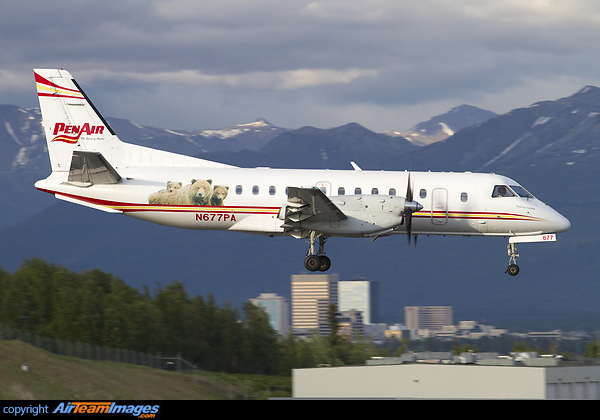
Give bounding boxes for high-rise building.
[291,274,338,336]
[338,279,379,324]
[405,306,453,331]
[249,293,290,336]
[338,309,364,339]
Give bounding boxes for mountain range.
[1,88,599,332]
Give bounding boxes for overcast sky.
[2,0,600,132]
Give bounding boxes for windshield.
[492,185,515,198]
[492,184,535,199]
[510,185,534,198]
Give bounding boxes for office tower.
[338,309,364,339]
[405,306,453,331]
[338,279,379,324]
[291,274,338,336]
[249,293,290,336]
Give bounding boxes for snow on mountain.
[392,104,497,146]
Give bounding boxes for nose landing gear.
[304,231,331,272]
[506,242,519,276]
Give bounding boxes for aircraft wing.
[282,187,347,234]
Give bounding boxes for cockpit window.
[492,185,515,198]
[510,185,534,198]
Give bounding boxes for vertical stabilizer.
[35,68,123,172]
[35,68,235,171]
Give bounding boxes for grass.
[0,340,291,400]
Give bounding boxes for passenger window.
[492,185,515,198]
[420,189,427,199]
[372,188,379,194]
[389,188,396,196]
[338,187,345,195]
[461,192,468,202]
[355,187,362,194]
[269,186,276,195]
[236,185,243,195]
[252,185,259,195]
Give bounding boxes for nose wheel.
[506,242,520,276]
[304,231,331,272]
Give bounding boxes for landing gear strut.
[506,242,520,276]
[304,231,331,272]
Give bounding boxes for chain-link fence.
[0,322,266,399]
[0,322,190,370]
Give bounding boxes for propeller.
[403,172,423,246]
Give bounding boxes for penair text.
[53,122,104,136]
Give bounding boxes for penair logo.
[51,122,105,144]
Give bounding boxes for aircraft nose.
[552,211,571,233]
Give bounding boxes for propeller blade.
[406,172,413,202]
[406,212,413,245]
[403,171,422,246]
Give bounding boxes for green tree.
[2,259,57,335]
[346,332,376,365]
[187,294,209,366]
[453,343,479,355]
[213,302,244,372]
[194,293,221,371]
[76,269,113,345]
[277,332,299,375]
[307,330,332,367]
[102,277,149,349]
[295,335,316,369]
[511,341,533,352]
[241,301,280,374]
[584,340,600,358]
[153,281,192,355]
[327,303,340,347]
[46,265,82,341]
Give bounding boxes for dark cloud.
[2,0,600,131]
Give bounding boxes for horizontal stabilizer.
[67,151,122,186]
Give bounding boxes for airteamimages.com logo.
[3,402,161,418]
[53,402,160,417]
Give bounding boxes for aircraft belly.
[127,210,282,233]
[126,211,233,230]
[470,219,488,233]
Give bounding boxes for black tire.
[318,256,331,272]
[305,255,322,272]
[507,264,520,276]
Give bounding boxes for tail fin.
[34,68,124,172]
[35,68,235,172]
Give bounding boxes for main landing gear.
[304,231,331,272]
[506,242,520,276]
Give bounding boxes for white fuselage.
[32,68,571,275]
[35,165,570,239]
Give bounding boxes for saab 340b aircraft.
[33,69,570,276]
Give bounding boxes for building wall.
[291,274,338,335]
[293,364,600,399]
[249,293,290,336]
[338,280,379,324]
[545,366,600,399]
[405,306,453,331]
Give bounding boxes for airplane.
[33,68,571,276]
